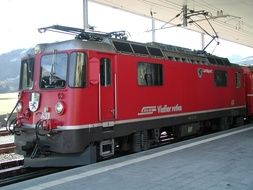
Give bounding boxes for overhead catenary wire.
[146,0,253,35]
[95,0,253,47]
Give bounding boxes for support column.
[152,16,155,42]
[201,33,205,50]
[83,0,89,31]
[182,0,187,27]
[151,11,156,42]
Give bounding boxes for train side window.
[214,70,227,87]
[20,57,34,90]
[138,62,163,86]
[235,72,241,88]
[100,58,111,86]
[69,52,87,88]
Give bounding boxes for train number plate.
[41,112,51,120]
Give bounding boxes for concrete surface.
[2,125,253,190]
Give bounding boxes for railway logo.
[29,92,40,112]
[138,104,183,116]
[138,106,157,115]
[197,68,213,78]
[197,68,203,78]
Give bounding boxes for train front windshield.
[19,57,34,90]
[40,53,68,89]
[39,51,87,89]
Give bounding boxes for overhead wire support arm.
[187,9,219,51]
[189,18,213,38]
[204,14,218,38]
[161,11,182,29]
[189,18,219,51]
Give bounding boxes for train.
[10,25,253,167]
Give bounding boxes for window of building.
[69,52,87,88]
[100,58,111,86]
[235,72,241,88]
[214,70,227,87]
[138,62,163,86]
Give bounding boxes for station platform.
[2,124,253,190]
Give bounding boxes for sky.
[0,0,252,62]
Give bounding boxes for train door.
[99,55,115,122]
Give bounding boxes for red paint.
[18,50,247,129]
[243,67,253,116]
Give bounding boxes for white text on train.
[138,104,183,116]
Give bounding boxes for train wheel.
[132,130,150,153]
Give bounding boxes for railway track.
[0,166,68,187]
[0,143,15,154]
[0,130,11,136]
[0,157,23,170]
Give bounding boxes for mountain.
[0,49,28,93]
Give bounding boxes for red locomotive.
[11,25,253,167]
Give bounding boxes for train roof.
[35,25,238,67]
[35,39,116,54]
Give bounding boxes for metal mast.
[150,10,156,42]
[182,0,187,27]
[83,0,89,30]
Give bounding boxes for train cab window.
[69,52,87,88]
[100,58,111,86]
[40,52,67,89]
[19,57,34,90]
[235,72,241,88]
[138,62,163,86]
[214,70,227,87]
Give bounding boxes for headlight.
[16,102,22,113]
[55,102,64,114]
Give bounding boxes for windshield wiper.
[49,50,57,85]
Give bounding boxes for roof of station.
[91,0,253,48]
